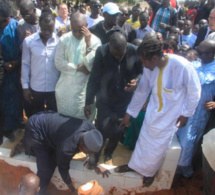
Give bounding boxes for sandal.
[114,164,134,173]
[143,176,154,187]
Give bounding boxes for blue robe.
[0,18,22,132]
[177,60,215,177]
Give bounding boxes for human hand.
[119,113,130,127]
[57,28,67,37]
[159,23,167,29]
[124,79,137,92]
[204,101,215,111]
[84,105,91,119]
[94,165,111,178]
[176,115,188,128]
[23,89,33,103]
[81,26,91,47]
[77,65,90,75]
[25,30,32,38]
[141,98,149,111]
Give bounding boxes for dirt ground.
[0,127,204,195]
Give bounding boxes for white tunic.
[127,54,201,177]
[55,32,101,119]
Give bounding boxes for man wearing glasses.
[194,9,215,47]
[89,2,125,44]
[86,0,103,29]
[117,6,135,43]
[55,3,70,37]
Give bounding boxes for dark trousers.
[30,89,57,116]
[94,103,126,163]
[33,143,57,195]
[24,122,57,195]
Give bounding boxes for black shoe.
[104,154,112,163]
[4,131,15,141]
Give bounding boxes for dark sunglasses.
[71,29,82,33]
[121,13,129,16]
[92,4,102,8]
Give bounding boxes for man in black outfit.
[24,111,108,195]
[117,6,135,43]
[194,0,213,25]
[84,32,142,164]
[89,2,125,44]
[194,9,215,47]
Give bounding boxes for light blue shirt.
[135,25,155,39]
[55,16,70,32]
[21,32,60,92]
[179,33,197,48]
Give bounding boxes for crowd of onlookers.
[0,0,215,194]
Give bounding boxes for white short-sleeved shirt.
[86,15,104,29]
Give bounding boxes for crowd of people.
[0,0,215,194]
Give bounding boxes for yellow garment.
[157,55,169,112]
[127,18,140,28]
[86,6,90,12]
[52,10,58,17]
[184,7,188,14]
[78,180,103,195]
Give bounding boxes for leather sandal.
[143,176,154,187]
[114,164,133,173]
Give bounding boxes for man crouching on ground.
[24,111,110,195]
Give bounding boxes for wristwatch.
[86,47,92,52]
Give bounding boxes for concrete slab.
[0,129,181,194]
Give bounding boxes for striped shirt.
[151,7,176,39]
